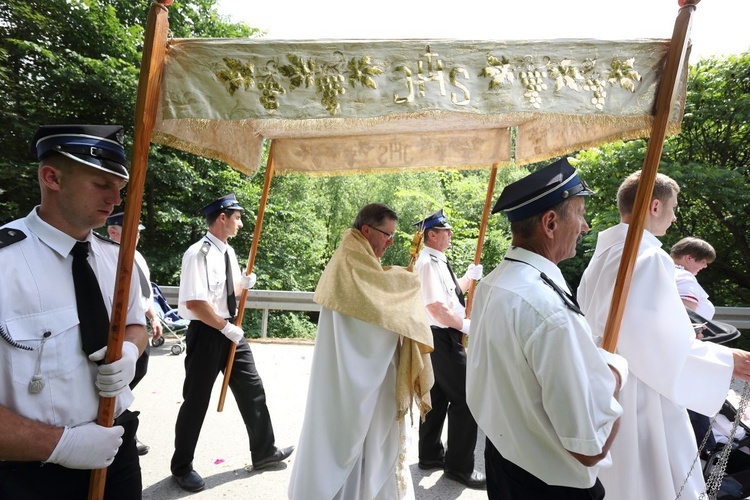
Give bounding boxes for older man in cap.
[413,209,485,489]
[0,124,148,499]
[106,211,161,455]
[466,158,627,499]
[577,170,750,500]
[170,193,293,492]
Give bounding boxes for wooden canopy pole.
[87,1,171,498]
[465,163,499,318]
[600,0,697,353]
[217,142,277,412]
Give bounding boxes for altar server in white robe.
[289,203,434,500]
[578,170,750,500]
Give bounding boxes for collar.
[204,231,228,253]
[25,207,96,258]
[504,246,581,313]
[421,245,446,262]
[504,246,570,292]
[595,222,662,256]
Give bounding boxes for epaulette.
[0,228,27,249]
[199,240,211,257]
[429,254,439,264]
[94,232,120,246]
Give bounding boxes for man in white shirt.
[414,209,485,489]
[170,193,293,492]
[0,124,148,499]
[467,158,627,500]
[106,211,162,456]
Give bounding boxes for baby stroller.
[151,282,188,355]
[688,307,748,498]
[702,392,750,499]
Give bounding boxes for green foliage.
[570,51,750,307]
[1,0,750,339]
[242,310,318,340]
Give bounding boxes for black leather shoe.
[444,469,487,490]
[173,470,205,492]
[253,445,294,470]
[417,457,445,470]
[135,435,149,456]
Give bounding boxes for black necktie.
[71,241,110,355]
[445,258,466,307]
[225,250,237,318]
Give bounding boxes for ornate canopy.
[153,37,687,175]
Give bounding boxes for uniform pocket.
[208,267,225,297]
[4,306,83,384]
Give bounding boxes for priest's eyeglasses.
[368,225,395,240]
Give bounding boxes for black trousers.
[485,438,605,500]
[130,342,150,390]
[171,320,276,476]
[0,410,141,500]
[418,326,478,473]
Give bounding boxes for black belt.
[430,325,462,335]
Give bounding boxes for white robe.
[288,308,413,500]
[578,223,734,500]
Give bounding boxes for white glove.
[46,422,124,470]
[464,263,483,281]
[459,319,471,335]
[598,348,629,389]
[220,321,245,344]
[240,271,257,290]
[88,341,139,398]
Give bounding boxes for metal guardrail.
[714,307,750,330]
[159,286,750,337]
[159,286,318,338]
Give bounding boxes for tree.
[2,2,749,338]
[572,52,750,306]
[663,52,750,305]
[0,0,259,267]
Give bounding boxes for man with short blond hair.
[578,169,750,500]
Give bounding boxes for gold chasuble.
[314,228,434,420]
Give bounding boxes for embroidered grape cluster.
[315,74,346,115]
[257,78,286,112]
[519,69,548,109]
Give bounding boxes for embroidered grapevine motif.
[480,53,642,109]
[257,60,287,113]
[215,58,255,96]
[212,47,640,114]
[212,52,384,116]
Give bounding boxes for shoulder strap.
[93,232,119,246]
[0,227,27,249]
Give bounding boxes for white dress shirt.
[0,208,146,426]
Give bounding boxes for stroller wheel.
[151,336,165,347]
[171,344,184,355]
